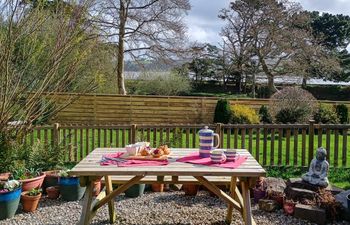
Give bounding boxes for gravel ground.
[0,191,349,225]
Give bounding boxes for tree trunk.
[259,55,277,94]
[302,77,307,88]
[117,1,127,95]
[252,72,256,98]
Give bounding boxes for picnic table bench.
[69,148,266,225]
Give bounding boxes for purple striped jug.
[198,126,220,158]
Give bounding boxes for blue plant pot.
[347,194,350,209]
[59,177,86,201]
[0,187,21,220]
[124,184,145,198]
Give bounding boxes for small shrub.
[213,99,232,124]
[256,85,272,98]
[275,108,308,124]
[258,105,272,123]
[231,105,260,124]
[335,104,349,124]
[270,86,318,123]
[314,104,339,124]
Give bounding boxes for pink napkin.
[100,152,169,167]
[176,152,247,169]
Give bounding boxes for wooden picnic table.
[69,148,266,225]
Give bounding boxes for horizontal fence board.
[52,93,350,125]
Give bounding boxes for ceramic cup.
[210,150,226,164]
[125,144,140,156]
[224,149,238,162]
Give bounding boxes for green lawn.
[28,127,350,168]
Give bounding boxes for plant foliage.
[231,105,259,124]
[270,87,318,123]
[314,104,339,124]
[214,99,232,124]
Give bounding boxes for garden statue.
[302,147,329,187]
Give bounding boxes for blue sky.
[186,0,350,45]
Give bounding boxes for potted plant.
[93,177,102,197]
[253,177,267,204]
[124,184,146,198]
[21,188,42,212]
[46,186,60,199]
[182,184,199,196]
[0,180,21,220]
[42,170,60,194]
[12,168,46,192]
[58,170,86,201]
[151,183,164,192]
[283,199,296,215]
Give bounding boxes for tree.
[309,12,350,82]
[0,0,97,137]
[310,12,350,50]
[219,0,340,93]
[92,0,191,94]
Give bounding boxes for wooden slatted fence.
[28,122,350,168]
[51,93,350,124]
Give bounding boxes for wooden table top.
[69,148,266,177]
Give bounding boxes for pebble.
[0,191,349,225]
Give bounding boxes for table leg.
[241,179,255,225]
[105,175,116,223]
[225,176,237,224]
[79,178,94,225]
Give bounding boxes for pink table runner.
[100,152,169,167]
[176,152,247,169]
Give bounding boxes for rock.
[287,178,343,195]
[335,190,350,222]
[294,204,326,225]
[285,187,316,201]
[258,199,278,212]
[265,177,286,194]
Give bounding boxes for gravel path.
[1,191,349,225]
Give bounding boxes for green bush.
[314,104,339,124]
[256,85,272,98]
[275,108,308,124]
[213,98,232,123]
[270,86,318,123]
[130,71,191,96]
[231,105,260,124]
[336,104,349,124]
[258,105,272,123]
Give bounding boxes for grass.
[28,128,350,168]
[266,166,350,189]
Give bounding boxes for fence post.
[215,123,223,148]
[53,123,60,148]
[308,120,315,164]
[131,124,137,143]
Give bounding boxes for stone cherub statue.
[302,147,329,187]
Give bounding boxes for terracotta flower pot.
[43,170,60,194]
[21,192,42,212]
[46,186,60,199]
[93,180,101,197]
[20,173,46,192]
[283,201,296,215]
[151,184,164,192]
[183,184,199,196]
[0,172,11,181]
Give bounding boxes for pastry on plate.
[158,145,171,155]
[140,147,151,156]
[151,149,164,158]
